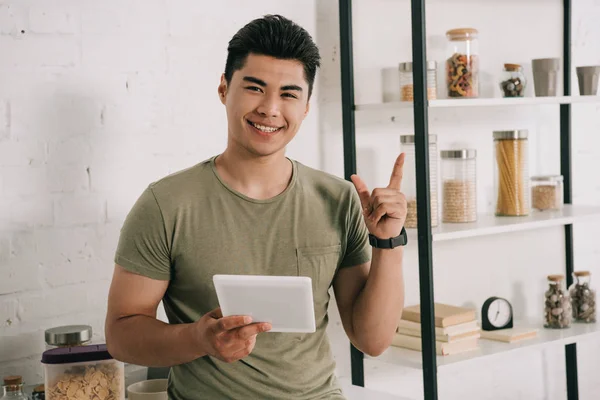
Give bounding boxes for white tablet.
[213,274,316,333]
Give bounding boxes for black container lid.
[41,344,113,365]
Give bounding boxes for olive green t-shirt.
[114,156,371,400]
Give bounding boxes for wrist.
[183,322,207,359]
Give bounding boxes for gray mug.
[576,66,600,96]
[532,58,560,97]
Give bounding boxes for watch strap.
[368,227,408,249]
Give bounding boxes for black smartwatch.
[368,227,408,249]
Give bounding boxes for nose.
[256,93,281,118]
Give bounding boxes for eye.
[282,93,297,99]
[245,86,263,93]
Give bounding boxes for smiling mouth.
[247,120,283,134]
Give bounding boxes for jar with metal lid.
[500,63,527,97]
[569,271,596,323]
[544,275,572,329]
[45,325,92,350]
[493,130,529,216]
[400,134,439,228]
[446,28,479,98]
[441,149,477,223]
[531,175,563,211]
[399,61,438,102]
[42,344,125,399]
[1,376,28,400]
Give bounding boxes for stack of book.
[392,303,480,356]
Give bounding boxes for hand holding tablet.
[213,274,317,333]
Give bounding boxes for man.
[105,14,406,399]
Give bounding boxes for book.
[391,332,480,356]
[401,303,477,328]
[480,327,538,343]
[396,327,480,343]
[397,319,479,338]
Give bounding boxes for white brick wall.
[0,0,319,390]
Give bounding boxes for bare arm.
[105,265,271,367]
[105,265,205,367]
[333,249,404,357]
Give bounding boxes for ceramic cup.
[576,66,600,96]
[127,379,168,400]
[532,58,560,97]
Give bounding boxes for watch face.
[487,299,512,327]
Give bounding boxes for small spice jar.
[493,130,530,216]
[45,325,92,350]
[569,271,596,323]
[446,28,479,98]
[544,274,572,329]
[500,63,527,97]
[399,61,438,101]
[441,149,477,223]
[531,175,563,211]
[400,134,439,229]
[1,376,29,400]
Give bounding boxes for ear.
[303,100,310,119]
[218,73,227,105]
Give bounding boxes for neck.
[215,146,293,200]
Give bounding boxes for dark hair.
[224,14,321,98]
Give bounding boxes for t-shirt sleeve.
[340,186,372,268]
[114,186,172,281]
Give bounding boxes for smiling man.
[105,15,406,400]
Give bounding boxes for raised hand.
[350,153,408,239]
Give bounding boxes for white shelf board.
[405,205,600,242]
[355,95,600,111]
[366,320,600,370]
[340,380,416,400]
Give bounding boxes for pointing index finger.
[388,153,405,191]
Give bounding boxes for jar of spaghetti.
[446,28,479,98]
[493,130,529,216]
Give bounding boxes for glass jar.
[493,130,529,216]
[42,344,125,400]
[531,175,563,211]
[500,63,527,97]
[45,325,92,350]
[399,61,438,102]
[544,275,572,329]
[1,376,29,400]
[400,134,439,229]
[446,28,479,98]
[569,271,596,323]
[441,149,477,223]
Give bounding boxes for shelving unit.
[337,0,587,399]
[367,321,600,370]
[355,95,600,111]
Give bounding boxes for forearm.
[106,315,205,367]
[352,247,404,355]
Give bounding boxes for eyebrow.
[243,76,303,92]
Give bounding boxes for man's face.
[218,53,310,158]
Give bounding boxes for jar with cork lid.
[544,274,572,329]
[500,63,527,97]
[1,376,28,400]
[569,271,596,323]
[493,130,530,216]
[446,28,479,98]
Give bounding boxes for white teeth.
[250,121,279,133]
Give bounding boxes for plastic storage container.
[45,325,92,350]
[569,271,596,323]
[42,344,124,400]
[446,28,479,98]
[500,63,527,97]
[441,149,477,223]
[493,130,530,216]
[531,175,563,211]
[544,275,572,329]
[399,61,438,101]
[1,376,28,400]
[400,134,439,228]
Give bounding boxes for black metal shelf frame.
[337,0,578,398]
